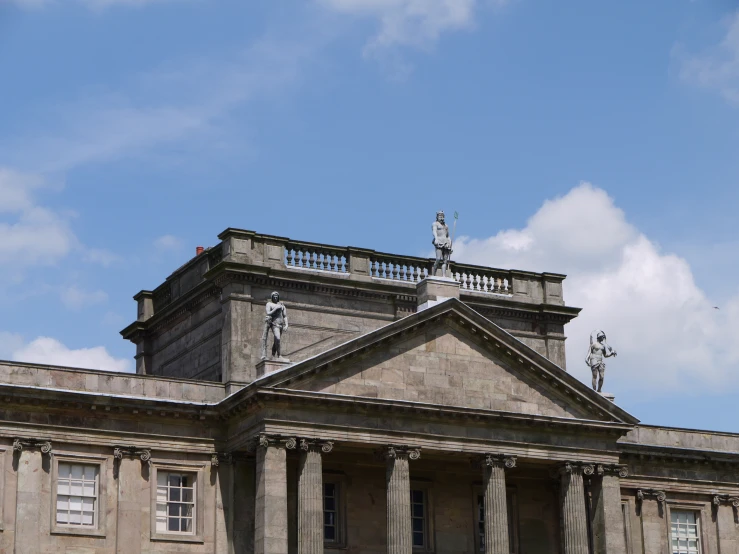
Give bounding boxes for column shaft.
[298,447,323,554]
[592,471,627,554]
[255,443,287,554]
[483,461,511,554]
[560,465,590,554]
[386,451,412,554]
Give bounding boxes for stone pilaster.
[559,462,593,554]
[385,446,420,554]
[255,435,295,554]
[482,455,516,554]
[220,281,255,383]
[298,440,334,554]
[592,465,628,554]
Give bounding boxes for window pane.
[670,510,700,554]
[413,531,425,547]
[324,481,339,543]
[157,471,197,534]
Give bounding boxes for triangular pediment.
[257,299,637,424]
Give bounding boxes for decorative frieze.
[13,438,52,455]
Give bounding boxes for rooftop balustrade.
[136,228,567,320]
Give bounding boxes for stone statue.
[585,330,617,393]
[261,292,289,360]
[431,211,453,278]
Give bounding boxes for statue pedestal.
[599,392,615,403]
[417,277,460,311]
[256,358,291,378]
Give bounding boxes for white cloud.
[154,234,184,251]
[9,336,131,372]
[453,183,739,397]
[320,0,477,55]
[59,286,108,310]
[0,168,77,270]
[1,36,313,173]
[679,11,739,105]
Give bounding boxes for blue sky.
[1,0,739,431]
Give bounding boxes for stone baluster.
[298,439,334,554]
[558,462,593,554]
[386,446,421,554]
[482,455,516,554]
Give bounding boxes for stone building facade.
[0,228,737,553]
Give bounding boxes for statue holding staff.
[431,210,454,278]
[585,330,617,393]
[261,292,289,360]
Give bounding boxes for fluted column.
[298,439,334,554]
[255,435,295,554]
[385,446,420,554]
[559,462,593,554]
[483,455,516,554]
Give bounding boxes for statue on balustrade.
[585,330,617,393]
[431,210,453,278]
[261,292,289,360]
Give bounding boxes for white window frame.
[50,454,107,538]
[410,481,435,552]
[150,462,205,543]
[665,503,709,554]
[323,473,347,549]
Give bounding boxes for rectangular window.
[156,472,196,534]
[411,489,427,548]
[324,482,339,543]
[56,463,98,527]
[670,510,701,554]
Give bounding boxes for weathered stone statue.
[431,211,453,278]
[261,292,289,360]
[585,330,616,393]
